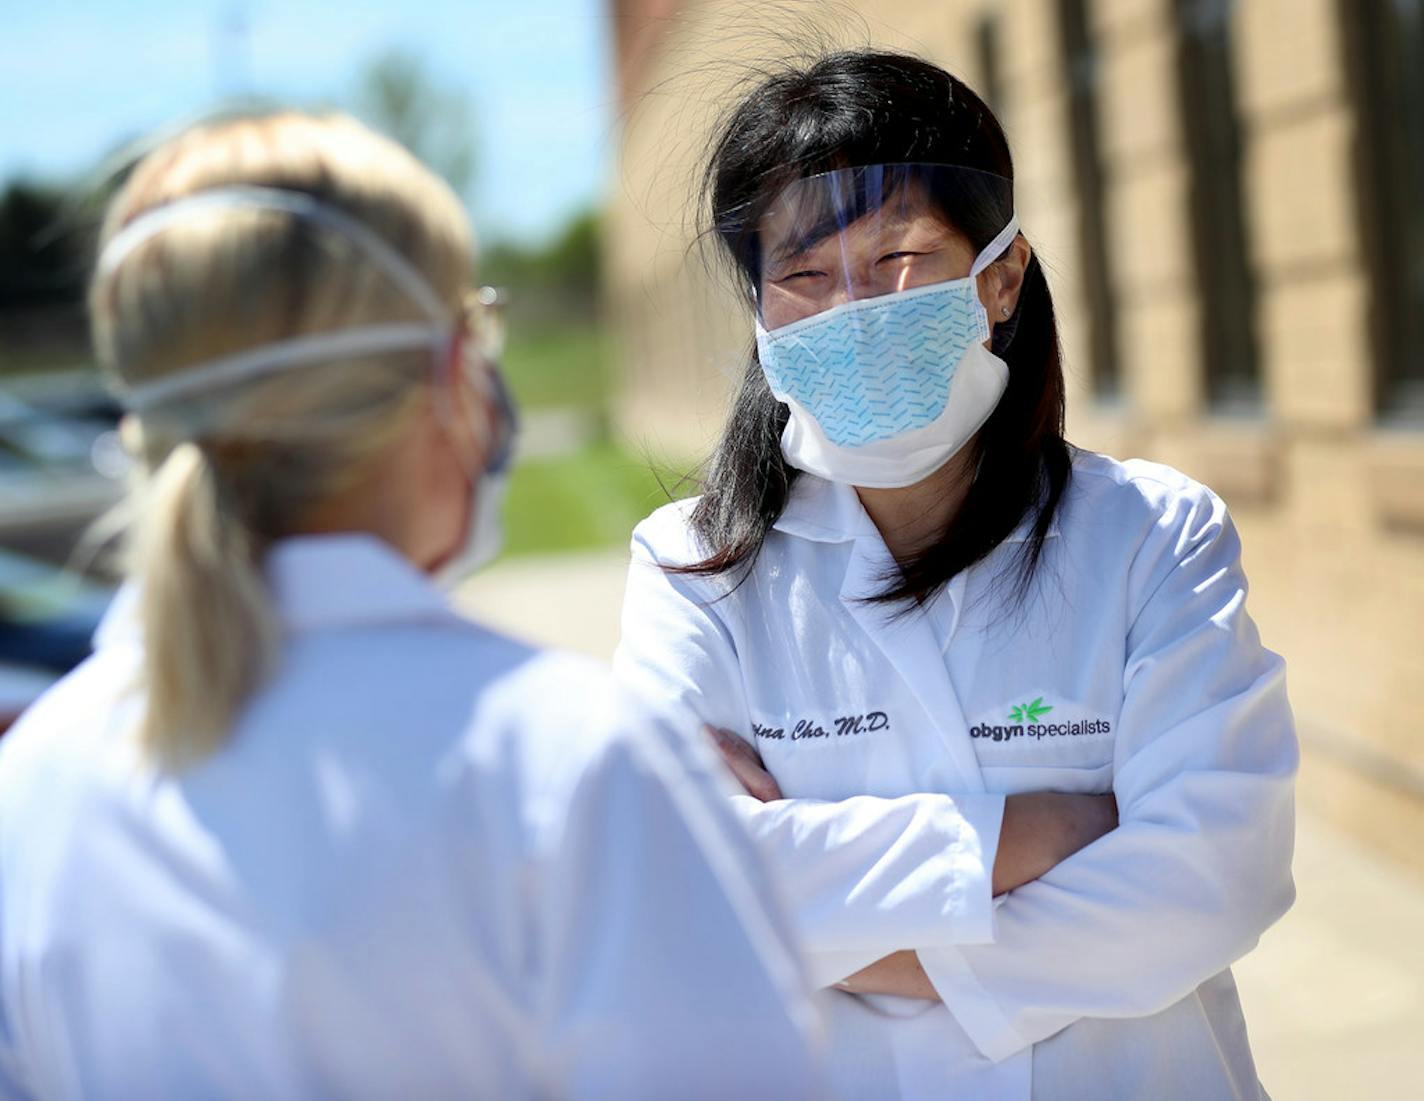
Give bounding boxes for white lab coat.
[0,534,826,1101]
[615,450,1297,1101]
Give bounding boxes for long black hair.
[675,49,1071,608]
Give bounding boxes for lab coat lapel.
[839,538,987,793]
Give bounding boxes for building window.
[1174,0,1260,412]
[1341,0,1424,422]
[1057,0,1121,400]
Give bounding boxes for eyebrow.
[766,209,919,268]
[767,214,842,267]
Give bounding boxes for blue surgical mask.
[754,212,1018,488]
[758,276,991,448]
[436,366,519,585]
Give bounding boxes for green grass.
[502,441,690,556]
[498,320,692,556]
[500,323,610,411]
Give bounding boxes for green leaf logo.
[1009,697,1054,724]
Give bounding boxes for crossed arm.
[617,493,1296,1058]
[707,725,1120,999]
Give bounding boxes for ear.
[979,235,1032,323]
[428,329,493,473]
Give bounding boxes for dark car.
[0,384,126,564]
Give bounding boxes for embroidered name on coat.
[753,711,890,742]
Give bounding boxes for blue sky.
[0,0,617,245]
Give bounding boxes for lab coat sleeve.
[0,911,31,1101]
[727,793,1002,988]
[918,487,1297,1061]
[534,701,829,1101]
[0,1030,27,1100]
[615,519,1004,988]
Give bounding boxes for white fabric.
[613,450,1297,1101]
[0,535,827,1100]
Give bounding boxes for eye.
[876,250,920,264]
[774,269,826,284]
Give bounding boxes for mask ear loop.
[969,213,1021,279]
[968,212,1021,342]
[125,325,451,413]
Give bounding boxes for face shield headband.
[97,185,460,416]
[746,163,1017,329]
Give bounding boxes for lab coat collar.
[93,533,459,650]
[765,474,988,790]
[770,472,1062,793]
[266,534,458,634]
[835,520,989,793]
[772,475,878,544]
[772,473,1060,545]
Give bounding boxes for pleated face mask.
[747,164,1020,489]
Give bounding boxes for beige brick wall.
[605,0,1424,877]
[1262,274,1372,429]
[1098,20,1180,166]
[1090,0,1165,37]
[1236,0,1343,115]
[1247,108,1358,274]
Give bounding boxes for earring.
[1001,306,1011,318]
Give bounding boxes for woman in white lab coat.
[0,112,826,1100]
[615,51,1297,1100]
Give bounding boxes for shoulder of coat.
[1070,451,1224,523]
[630,495,708,563]
[1065,450,1230,546]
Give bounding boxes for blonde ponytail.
[129,441,276,765]
[90,112,473,768]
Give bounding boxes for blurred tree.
[355,48,477,199]
[481,209,603,323]
[536,209,602,293]
[0,182,88,310]
[0,180,94,375]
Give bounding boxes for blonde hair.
[89,112,474,767]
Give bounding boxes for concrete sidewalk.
[1234,807,1424,1097]
[459,548,1424,1098]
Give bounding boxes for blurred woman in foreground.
[0,113,824,1100]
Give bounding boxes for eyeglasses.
[463,286,507,362]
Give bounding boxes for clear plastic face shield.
[725,164,1020,488]
[456,285,517,478]
[750,163,1017,331]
